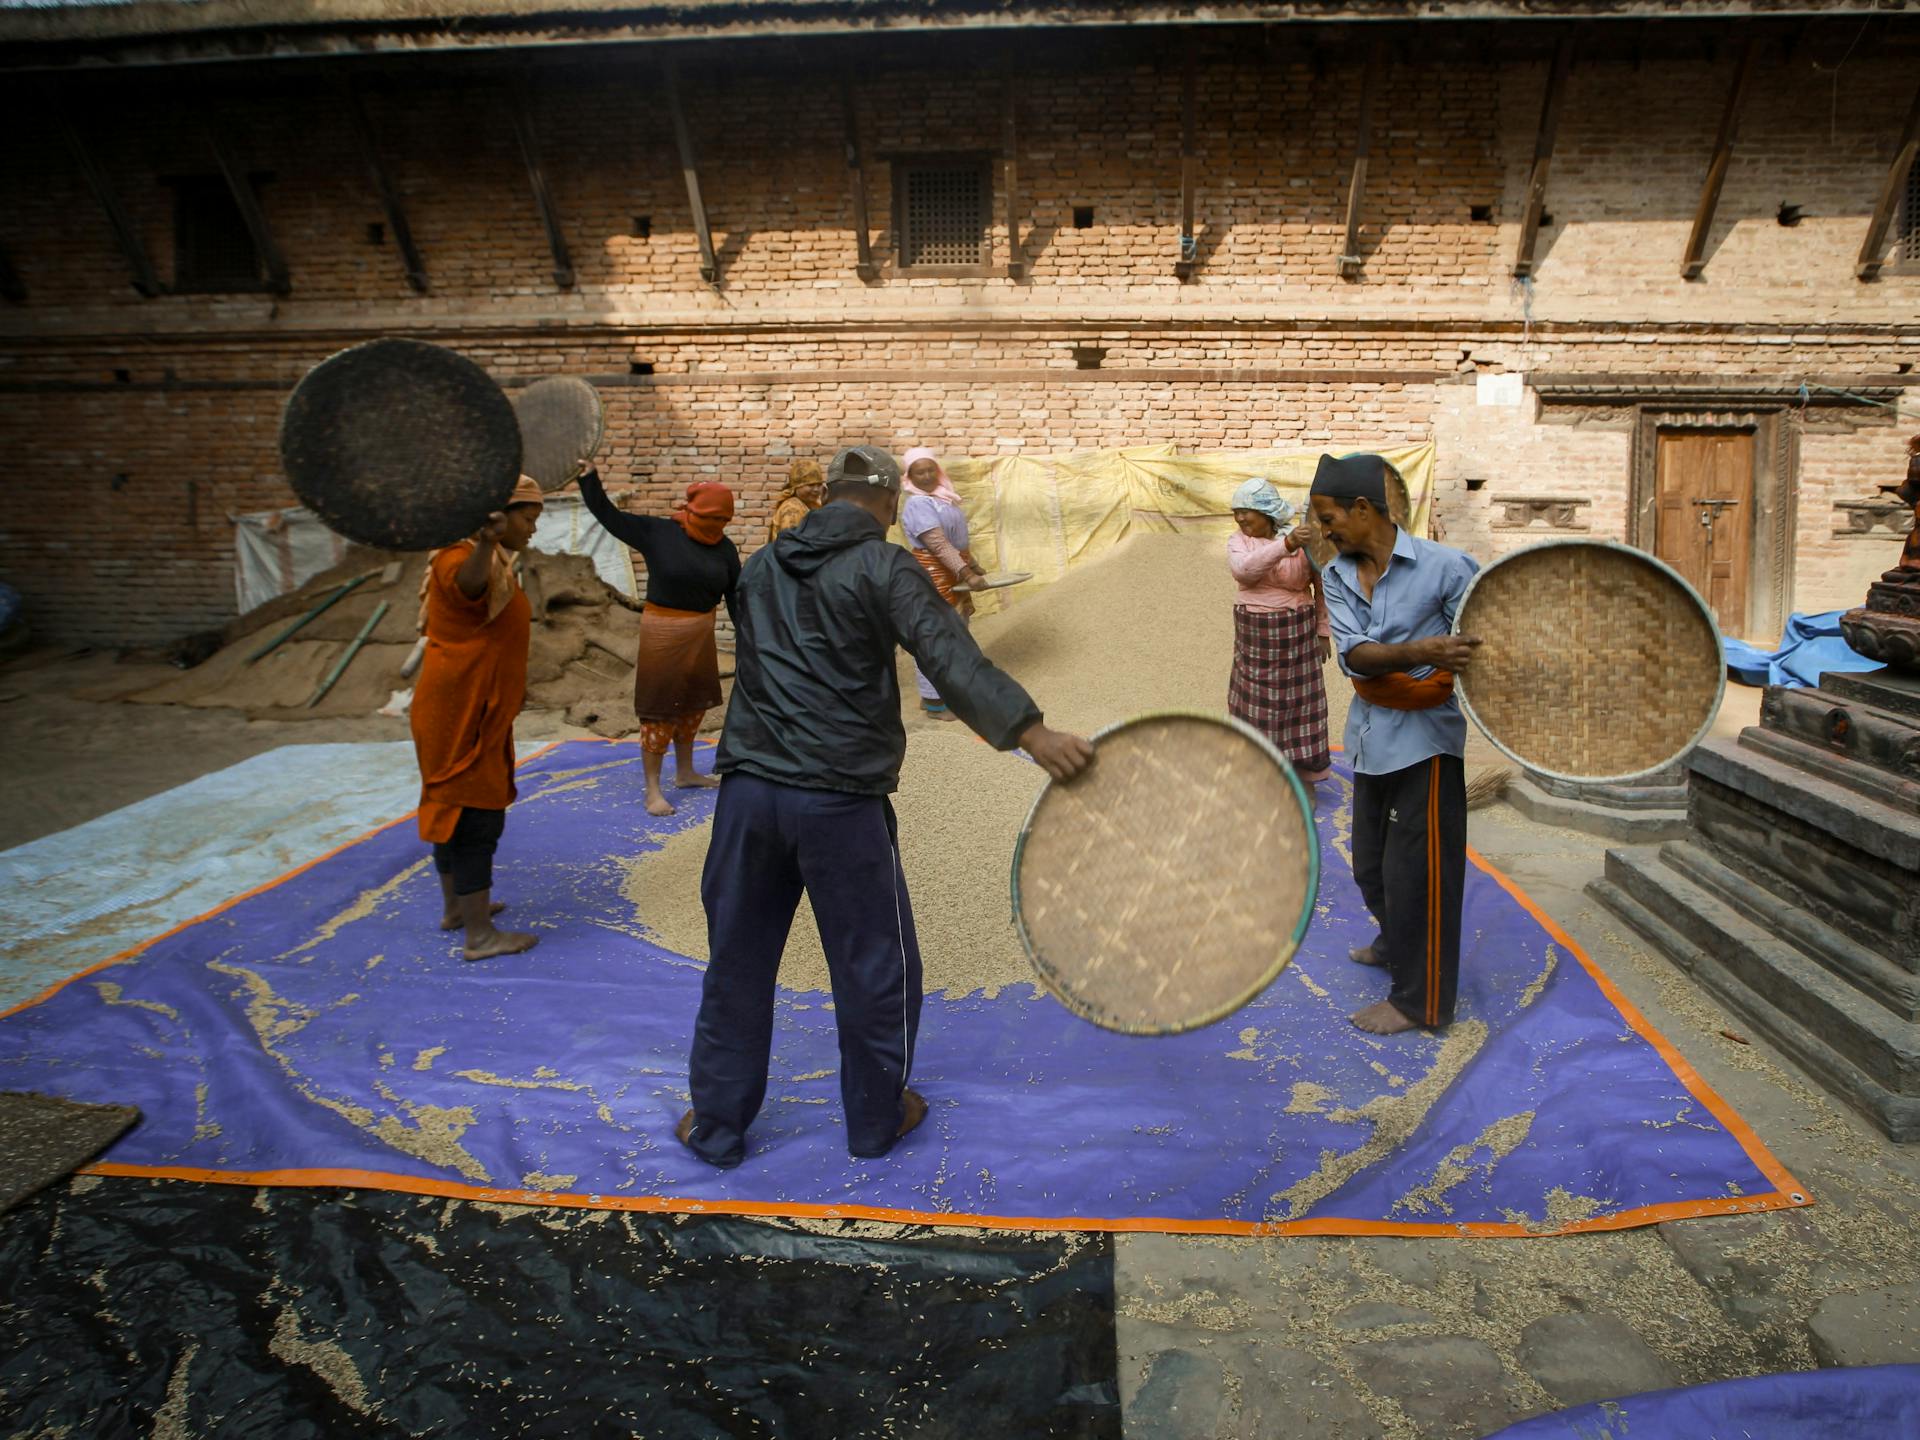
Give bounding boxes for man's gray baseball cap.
[827,444,903,492]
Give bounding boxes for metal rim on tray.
[1453,538,1726,786]
[1010,710,1322,1036]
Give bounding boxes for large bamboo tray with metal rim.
[1454,539,1724,784]
[280,338,522,552]
[1012,712,1320,1035]
[514,376,605,492]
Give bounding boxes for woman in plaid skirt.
[1226,478,1332,785]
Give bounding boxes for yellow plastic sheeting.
[904,443,1435,617]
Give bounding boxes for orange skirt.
[633,604,721,722]
[913,547,977,616]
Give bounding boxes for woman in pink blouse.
[1227,478,1333,785]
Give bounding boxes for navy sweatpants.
[686,772,924,1167]
[1350,753,1467,1028]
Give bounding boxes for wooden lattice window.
[892,156,991,273]
[168,175,268,293]
[1901,160,1920,265]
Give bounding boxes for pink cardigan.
[1227,532,1330,636]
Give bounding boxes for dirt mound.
[130,548,689,736]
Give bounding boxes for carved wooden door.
[1655,428,1754,637]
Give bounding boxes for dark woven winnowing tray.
[280,338,521,551]
[514,376,605,492]
[1455,540,1724,783]
[1013,713,1320,1035]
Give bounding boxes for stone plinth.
[1506,762,1690,843]
[1591,667,1920,1142]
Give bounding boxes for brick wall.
[1,29,1916,646]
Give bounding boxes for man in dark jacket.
[677,444,1093,1168]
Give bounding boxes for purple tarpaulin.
[1483,1365,1920,1439]
[0,741,1803,1233]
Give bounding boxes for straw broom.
[1465,765,1514,810]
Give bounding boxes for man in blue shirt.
[1310,454,1482,1036]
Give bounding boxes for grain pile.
[626,728,1048,998]
[126,548,706,737]
[627,531,1252,997]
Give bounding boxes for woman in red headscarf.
[579,467,741,815]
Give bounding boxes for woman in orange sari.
[412,477,545,960]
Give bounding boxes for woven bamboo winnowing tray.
[1012,712,1320,1035]
[1454,540,1724,784]
[281,338,521,551]
[514,376,605,492]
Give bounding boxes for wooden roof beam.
[54,105,161,298]
[664,62,718,285]
[508,72,574,289]
[1003,70,1024,280]
[839,75,877,282]
[204,109,291,295]
[1856,80,1920,282]
[343,79,428,293]
[1338,37,1385,279]
[1680,24,1756,281]
[1513,29,1576,280]
[1175,36,1198,281]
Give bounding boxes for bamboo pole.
[307,599,390,709]
[245,573,375,665]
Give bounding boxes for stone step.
[1503,775,1688,843]
[1740,727,1920,815]
[1752,681,1920,808]
[1691,739,1920,872]
[1823,667,1920,723]
[1658,842,1920,1019]
[1593,848,1920,1143]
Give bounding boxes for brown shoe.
[1348,939,1386,968]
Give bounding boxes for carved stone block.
[1489,495,1592,532]
[1832,499,1916,538]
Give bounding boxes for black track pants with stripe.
[1350,753,1467,1028]
[688,772,923,1167]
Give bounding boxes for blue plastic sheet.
[1723,611,1879,689]
[0,741,1802,1233]
[1483,1365,1920,1439]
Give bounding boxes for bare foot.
[441,900,505,932]
[675,1109,696,1147]
[897,1088,928,1139]
[645,791,677,817]
[1350,1000,1422,1035]
[1348,939,1386,968]
[675,773,722,790]
[463,928,539,961]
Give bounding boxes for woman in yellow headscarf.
[768,458,825,542]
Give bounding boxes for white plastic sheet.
[232,499,637,620]
[231,506,350,614]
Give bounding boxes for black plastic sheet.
[0,1177,1119,1438]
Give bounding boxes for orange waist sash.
[1351,669,1455,711]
